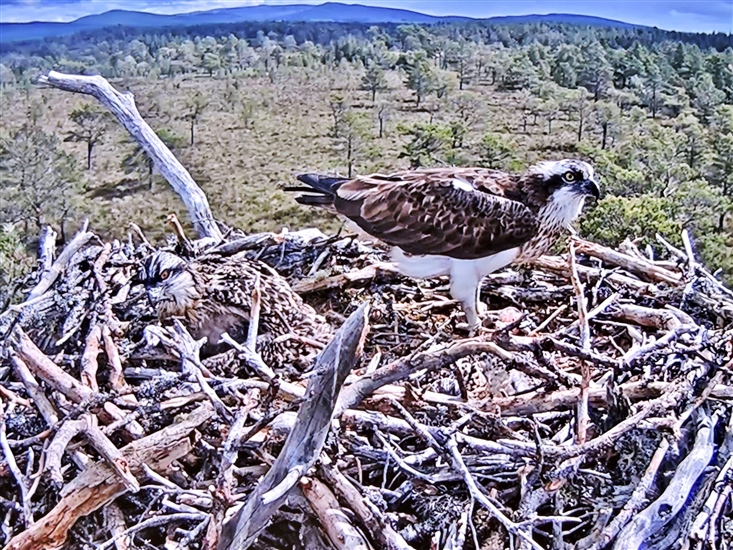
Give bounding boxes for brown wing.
[332,168,539,260]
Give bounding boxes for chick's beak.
[146,286,163,308]
[582,178,601,200]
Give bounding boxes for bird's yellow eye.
[563,171,577,182]
[160,269,170,281]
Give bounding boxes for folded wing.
[332,169,539,260]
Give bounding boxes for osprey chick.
[290,160,600,330]
[141,250,330,366]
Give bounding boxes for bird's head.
[529,159,600,200]
[141,251,199,319]
[528,159,600,228]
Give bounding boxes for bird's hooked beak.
[580,178,601,200]
[146,286,164,309]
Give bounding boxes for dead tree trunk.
[38,71,222,242]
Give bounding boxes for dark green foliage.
[362,61,387,101]
[0,224,33,308]
[0,125,82,242]
[64,103,111,170]
[580,195,683,248]
[402,53,436,107]
[398,122,451,167]
[478,133,514,169]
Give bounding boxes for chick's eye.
[563,171,577,182]
[160,270,170,281]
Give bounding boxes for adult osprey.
[290,160,600,331]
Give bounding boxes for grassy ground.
[0,67,596,243]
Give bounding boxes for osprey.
[141,250,331,366]
[290,160,600,331]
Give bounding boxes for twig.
[569,241,591,445]
[146,321,233,422]
[568,241,591,352]
[97,513,207,550]
[246,273,261,351]
[0,403,33,527]
[336,339,510,414]
[80,325,102,392]
[444,434,543,550]
[44,416,89,484]
[220,332,277,383]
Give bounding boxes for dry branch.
[318,457,414,550]
[217,303,369,550]
[573,238,682,285]
[38,71,222,241]
[4,403,213,550]
[300,477,370,550]
[612,410,716,550]
[336,339,510,414]
[26,221,93,302]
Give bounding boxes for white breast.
[543,187,587,228]
[390,248,452,278]
[390,246,520,281]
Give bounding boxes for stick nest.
[1,224,732,550]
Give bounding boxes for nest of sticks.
[0,217,732,550]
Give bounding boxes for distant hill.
[0,2,643,44]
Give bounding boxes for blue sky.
[0,0,731,33]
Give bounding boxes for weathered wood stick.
[3,403,213,550]
[532,255,660,292]
[102,503,130,550]
[612,411,716,550]
[38,71,222,241]
[8,353,59,426]
[293,261,399,293]
[80,324,102,392]
[318,458,415,550]
[612,303,693,330]
[568,240,591,445]
[217,302,369,550]
[299,477,371,550]
[336,339,510,414]
[573,238,682,285]
[26,220,93,302]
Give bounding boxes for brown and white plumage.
[142,250,330,366]
[290,160,600,330]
